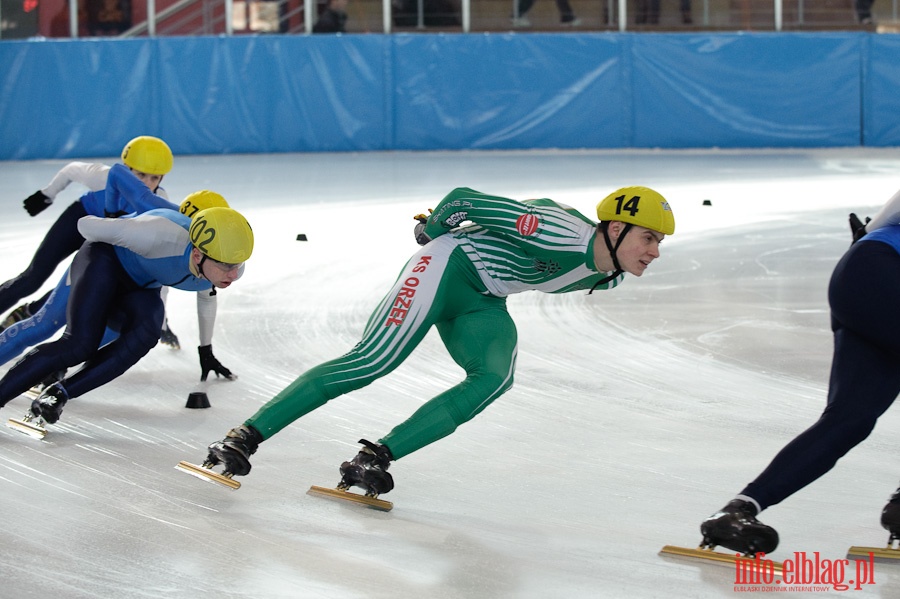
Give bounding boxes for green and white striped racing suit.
[246,187,624,460]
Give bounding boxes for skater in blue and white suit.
[0,205,254,429]
[0,136,175,326]
[0,166,238,384]
[0,165,235,384]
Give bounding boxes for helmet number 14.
[613,195,641,217]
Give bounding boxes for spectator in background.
[313,0,349,33]
[636,0,692,24]
[511,0,580,27]
[856,0,875,24]
[392,0,460,27]
[87,0,133,35]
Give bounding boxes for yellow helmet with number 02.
[180,190,229,218]
[190,207,254,265]
[596,186,675,235]
[120,136,174,176]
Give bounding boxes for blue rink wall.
[2,31,899,160]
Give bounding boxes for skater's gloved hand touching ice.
[198,344,236,381]
[413,209,433,246]
[849,213,870,244]
[23,190,52,216]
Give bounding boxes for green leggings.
[246,236,518,459]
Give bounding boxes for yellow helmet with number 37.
[180,190,229,218]
[596,186,675,235]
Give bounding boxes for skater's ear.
[605,220,626,241]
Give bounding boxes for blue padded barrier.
[0,31,892,160]
[866,35,900,148]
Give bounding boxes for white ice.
[1,149,900,598]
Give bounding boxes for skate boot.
[700,499,779,555]
[338,439,394,497]
[30,382,69,425]
[33,369,66,393]
[160,321,180,350]
[0,303,31,333]
[204,425,263,477]
[881,486,900,543]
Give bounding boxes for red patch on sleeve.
[515,214,539,236]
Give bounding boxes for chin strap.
[587,270,623,295]
[588,222,632,295]
[196,254,217,296]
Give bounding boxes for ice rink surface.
[2,148,900,597]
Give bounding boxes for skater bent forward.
[701,187,900,555]
[198,185,676,498]
[0,206,254,431]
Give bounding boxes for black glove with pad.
[199,344,236,382]
[23,190,51,216]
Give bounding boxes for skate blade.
[659,545,784,575]
[307,485,393,512]
[847,545,900,562]
[5,417,47,439]
[175,461,241,490]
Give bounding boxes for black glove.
[23,190,51,216]
[414,210,433,246]
[199,344,236,382]
[848,213,870,245]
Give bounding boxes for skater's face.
[130,168,164,193]
[604,222,664,277]
[192,248,242,289]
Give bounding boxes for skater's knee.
[467,370,514,399]
[120,319,165,359]
[62,339,100,366]
[819,409,878,448]
[446,372,513,423]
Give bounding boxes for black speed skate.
[700,499,779,555]
[338,439,394,497]
[845,485,900,560]
[0,303,31,333]
[159,321,180,350]
[881,487,900,543]
[203,424,263,477]
[30,382,69,425]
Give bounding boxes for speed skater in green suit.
[197,185,676,497]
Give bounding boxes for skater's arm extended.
[195,290,236,381]
[103,163,177,216]
[423,187,594,246]
[43,162,111,198]
[78,212,188,259]
[196,289,217,346]
[24,162,112,217]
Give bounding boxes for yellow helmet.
[180,190,229,218]
[190,207,254,264]
[120,136,174,176]
[596,186,675,235]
